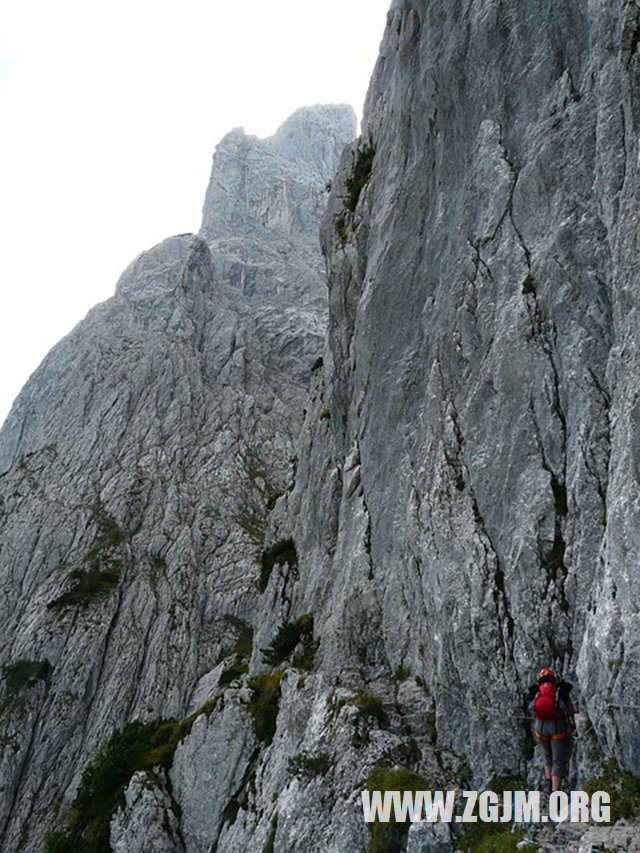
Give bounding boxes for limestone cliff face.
[238,0,640,846]
[301,0,639,780]
[3,2,640,852]
[0,106,355,853]
[200,105,355,315]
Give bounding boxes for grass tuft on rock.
[46,718,191,851]
[344,144,375,212]
[259,538,297,592]
[585,759,640,822]
[1,659,51,713]
[1,659,51,696]
[364,763,431,853]
[47,502,127,610]
[262,613,316,670]
[247,671,285,745]
[45,697,221,852]
[454,823,530,853]
[287,751,331,781]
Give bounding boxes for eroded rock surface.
[0,105,355,853]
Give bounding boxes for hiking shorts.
[534,717,569,777]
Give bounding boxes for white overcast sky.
[0,0,391,426]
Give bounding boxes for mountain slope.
[121,1,640,848]
[0,105,355,853]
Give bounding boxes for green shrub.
[45,715,199,851]
[259,539,297,592]
[292,637,319,672]
[454,823,531,853]
[219,660,249,686]
[353,689,389,727]
[45,831,71,853]
[458,763,473,785]
[83,508,126,563]
[262,613,316,670]
[223,614,253,658]
[247,672,285,745]
[47,503,126,610]
[218,615,253,686]
[46,720,168,850]
[521,274,536,295]
[234,448,283,546]
[328,686,389,731]
[334,143,375,243]
[585,759,640,822]
[1,659,51,714]
[344,144,376,212]
[336,214,348,245]
[392,666,411,683]
[47,567,121,610]
[287,751,331,781]
[1,659,51,697]
[364,764,431,853]
[343,688,390,748]
[262,812,278,853]
[148,553,167,573]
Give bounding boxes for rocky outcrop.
[282,0,640,781]
[209,0,640,846]
[122,0,640,843]
[200,105,355,316]
[0,106,355,852]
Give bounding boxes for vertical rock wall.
[278,0,640,781]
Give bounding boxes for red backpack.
[534,680,561,719]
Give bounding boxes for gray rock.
[406,822,453,853]
[0,105,354,853]
[201,105,356,312]
[282,0,640,785]
[110,770,183,853]
[170,691,256,853]
[577,820,640,853]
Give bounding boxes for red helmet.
[539,668,555,679]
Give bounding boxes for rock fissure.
[500,144,532,274]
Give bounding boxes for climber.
[527,668,575,794]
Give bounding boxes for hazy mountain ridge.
[0,106,356,852]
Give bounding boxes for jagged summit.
[201,104,356,237]
[200,104,356,305]
[266,104,358,171]
[0,106,354,477]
